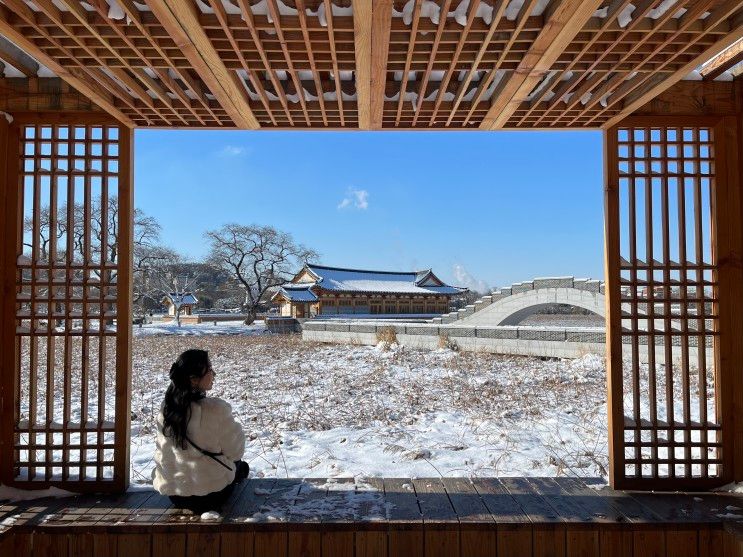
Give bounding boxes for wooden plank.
[116,533,151,557]
[664,528,698,557]
[412,478,459,557]
[533,524,566,557]
[322,530,354,557]
[147,0,258,129]
[498,477,563,523]
[187,531,221,556]
[355,477,387,557]
[287,479,324,557]
[353,0,372,129]
[370,0,393,129]
[152,533,186,557]
[384,478,422,557]
[220,531,253,557]
[481,0,605,129]
[470,478,531,523]
[699,526,725,557]
[599,529,633,557]
[633,529,665,557]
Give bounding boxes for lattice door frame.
[605,115,743,490]
[0,113,133,493]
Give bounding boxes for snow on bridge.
[434,277,605,327]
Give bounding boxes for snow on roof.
[164,292,198,305]
[301,264,463,295]
[274,285,318,302]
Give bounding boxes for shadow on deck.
[2,477,743,556]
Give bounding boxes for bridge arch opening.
[500,303,604,326]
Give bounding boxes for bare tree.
[204,224,318,324]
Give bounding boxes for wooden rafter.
[371,0,393,129]
[353,0,372,129]
[395,0,422,127]
[411,0,452,127]
[481,0,606,130]
[324,0,347,127]
[703,49,743,80]
[298,0,330,127]
[0,35,37,77]
[146,0,259,129]
[235,0,295,125]
[592,0,743,127]
[602,23,743,128]
[0,3,134,127]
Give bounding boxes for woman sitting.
[153,349,249,514]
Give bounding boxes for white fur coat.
[153,397,245,496]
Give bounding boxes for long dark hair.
[162,349,210,449]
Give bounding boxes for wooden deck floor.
[2,477,743,556]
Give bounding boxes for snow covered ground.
[134,320,267,337]
[126,331,610,487]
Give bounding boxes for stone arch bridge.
[433,277,605,327]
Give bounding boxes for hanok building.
[272,264,464,318]
[161,292,199,323]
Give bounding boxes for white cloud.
[452,264,490,294]
[337,188,369,210]
[217,145,248,157]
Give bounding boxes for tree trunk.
[175,305,182,327]
[244,307,256,325]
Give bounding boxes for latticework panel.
[608,122,724,487]
[201,1,360,128]
[11,121,130,488]
[380,0,543,128]
[0,3,232,128]
[506,0,742,128]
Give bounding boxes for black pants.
[169,460,249,514]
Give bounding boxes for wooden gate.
[605,116,743,490]
[0,114,133,492]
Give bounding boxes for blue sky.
[134,129,604,290]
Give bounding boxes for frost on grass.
[123,334,611,484]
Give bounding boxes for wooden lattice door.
[0,115,132,492]
[605,116,742,490]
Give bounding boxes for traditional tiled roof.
[163,292,198,305]
[273,285,318,302]
[298,264,464,295]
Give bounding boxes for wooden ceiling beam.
[297,0,329,126]
[411,0,452,127]
[235,0,295,125]
[370,0,393,129]
[207,0,276,126]
[266,0,311,126]
[0,2,134,127]
[0,35,38,77]
[602,23,743,128]
[594,0,743,127]
[353,0,372,129]
[703,49,743,81]
[323,0,346,126]
[146,0,259,129]
[395,0,422,127]
[481,0,606,129]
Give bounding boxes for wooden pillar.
[0,114,17,486]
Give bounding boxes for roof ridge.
[307,263,419,276]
